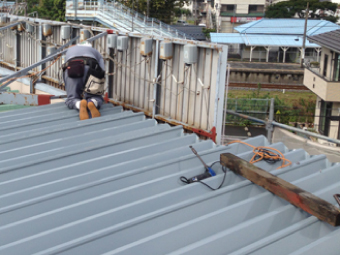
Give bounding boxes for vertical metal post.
[267,97,275,143]
[108,48,114,98]
[300,2,309,68]
[152,40,160,119]
[131,0,134,32]
[215,45,228,145]
[30,77,36,94]
[15,31,20,70]
[147,0,149,19]
[75,0,78,20]
[221,63,230,145]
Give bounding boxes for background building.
[304,29,340,142]
[211,19,340,63]
[215,0,266,33]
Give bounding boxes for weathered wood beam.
[220,153,340,227]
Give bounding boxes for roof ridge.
[308,20,328,36]
[238,18,263,33]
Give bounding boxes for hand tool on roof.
[183,146,216,183]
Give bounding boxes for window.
[333,53,340,82]
[221,4,235,13]
[319,100,332,136]
[248,5,264,13]
[323,54,328,77]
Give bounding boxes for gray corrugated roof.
[0,102,340,254]
[171,25,206,40]
[308,29,340,53]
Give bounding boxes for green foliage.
[117,0,189,23]
[173,8,191,18]
[27,0,65,21]
[226,87,316,126]
[265,0,338,22]
[202,28,216,39]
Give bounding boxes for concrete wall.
[230,69,304,85]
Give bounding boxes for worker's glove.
[90,98,98,108]
[75,100,81,110]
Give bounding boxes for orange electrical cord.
[227,140,292,169]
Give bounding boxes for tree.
[265,0,338,22]
[118,0,190,23]
[26,0,65,21]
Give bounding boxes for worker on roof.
[62,42,105,120]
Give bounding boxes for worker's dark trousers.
[64,65,104,110]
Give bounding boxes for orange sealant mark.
[191,126,216,143]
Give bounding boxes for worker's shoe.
[88,100,101,118]
[79,99,89,120]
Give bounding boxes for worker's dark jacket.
[63,46,105,109]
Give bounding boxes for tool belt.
[62,57,106,95]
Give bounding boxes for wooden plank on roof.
[220,153,340,227]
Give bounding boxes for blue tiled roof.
[235,18,340,36]
[211,33,320,47]
[210,33,244,44]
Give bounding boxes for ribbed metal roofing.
[235,18,340,36]
[211,33,320,47]
[308,29,340,53]
[1,102,340,254]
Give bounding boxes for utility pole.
[147,0,149,19]
[301,2,309,68]
[216,0,220,33]
[131,0,134,32]
[194,0,197,25]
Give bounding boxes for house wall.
[219,0,266,14]
[320,47,333,80]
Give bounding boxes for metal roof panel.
[211,34,320,47]
[0,103,339,254]
[235,18,340,36]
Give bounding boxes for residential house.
[211,19,340,63]
[304,29,340,142]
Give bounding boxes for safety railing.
[65,0,195,40]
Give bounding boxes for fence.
[226,98,270,124]
[0,15,228,144]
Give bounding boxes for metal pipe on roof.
[227,109,340,146]
[0,32,107,90]
[0,21,21,31]
[272,121,340,146]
